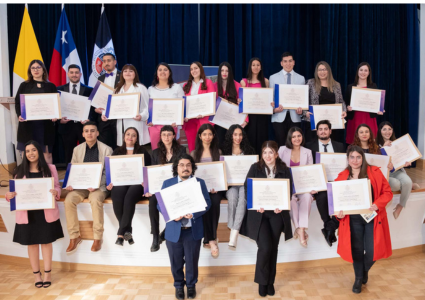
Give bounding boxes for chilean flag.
[49,6,84,86]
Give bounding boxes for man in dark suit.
[95,53,121,150]
[158,153,211,300]
[305,120,346,247]
[57,64,94,164]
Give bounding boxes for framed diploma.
[148,98,184,125]
[380,134,422,171]
[247,178,290,210]
[220,155,259,186]
[9,178,55,211]
[62,163,103,189]
[194,161,228,192]
[350,87,385,113]
[20,93,61,120]
[59,91,91,122]
[274,84,309,110]
[209,98,247,129]
[88,81,114,109]
[104,93,140,119]
[290,164,328,194]
[184,92,216,119]
[143,164,174,194]
[309,104,345,130]
[365,153,390,180]
[238,87,273,115]
[327,178,372,215]
[105,155,144,186]
[316,153,348,182]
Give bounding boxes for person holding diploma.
[335,145,393,294]
[147,62,184,150]
[5,140,63,288]
[278,127,314,247]
[106,127,152,246]
[240,141,293,297]
[351,124,381,154]
[15,60,58,164]
[222,124,255,247]
[64,122,113,253]
[158,153,211,300]
[182,62,215,152]
[190,123,222,257]
[101,64,150,147]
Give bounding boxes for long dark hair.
[151,62,174,88]
[257,140,287,174]
[14,140,52,179]
[246,57,266,87]
[193,123,220,162]
[114,127,145,155]
[222,124,255,155]
[183,62,207,94]
[172,153,197,177]
[346,145,369,179]
[352,124,380,154]
[354,62,373,86]
[157,125,182,164]
[26,60,49,83]
[376,121,396,147]
[115,64,143,94]
[217,62,238,104]
[285,127,305,149]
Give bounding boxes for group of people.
[5,52,420,298]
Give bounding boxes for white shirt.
[69,81,81,95]
[318,139,334,153]
[190,79,204,96]
[177,175,192,227]
[104,68,117,88]
[148,83,185,98]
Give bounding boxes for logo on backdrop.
[91,47,116,80]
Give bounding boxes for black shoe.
[175,287,185,300]
[362,270,369,284]
[259,284,267,297]
[321,228,333,247]
[33,271,43,288]
[43,270,51,288]
[150,234,160,252]
[330,231,337,243]
[159,230,166,243]
[267,284,275,296]
[115,237,124,246]
[352,278,362,294]
[124,232,135,245]
[187,286,197,299]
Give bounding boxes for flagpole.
[101,3,104,14]
[62,3,64,10]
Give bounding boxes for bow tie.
[105,72,114,77]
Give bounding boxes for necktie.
[323,144,328,152]
[105,72,113,77]
[287,73,291,84]
[181,218,188,226]
[72,84,77,94]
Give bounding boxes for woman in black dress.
[5,141,63,288]
[15,60,58,164]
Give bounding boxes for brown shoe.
[91,239,102,252]
[66,237,82,253]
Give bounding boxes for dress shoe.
[352,278,362,294]
[321,228,334,247]
[362,270,369,284]
[258,284,267,297]
[175,288,185,300]
[91,239,102,252]
[150,234,160,252]
[159,230,166,243]
[267,284,275,296]
[66,237,82,253]
[124,232,135,245]
[187,286,197,299]
[115,237,124,246]
[330,231,337,243]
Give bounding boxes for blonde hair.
[314,61,338,94]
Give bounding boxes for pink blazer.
[6,164,61,224]
[278,146,313,168]
[213,80,249,122]
[183,78,215,96]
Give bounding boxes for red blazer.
[183,78,215,96]
[335,166,393,263]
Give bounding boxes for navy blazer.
[158,176,211,243]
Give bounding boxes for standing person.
[64,122,112,253]
[159,154,211,300]
[147,62,184,150]
[278,127,314,247]
[239,141,293,297]
[269,52,306,147]
[305,120,345,246]
[190,123,222,257]
[15,60,58,164]
[182,62,215,152]
[106,127,152,246]
[221,124,255,247]
[240,57,272,154]
[5,141,63,288]
[96,53,121,149]
[101,64,150,147]
[335,146,393,294]
[57,64,94,164]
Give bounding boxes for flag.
[49,5,84,86]
[88,5,116,87]
[12,4,43,96]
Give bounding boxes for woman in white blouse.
[147,62,185,150]
[101,64,150,147]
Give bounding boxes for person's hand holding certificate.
[238,87,274,115]
[274,84,309,110]
[350,87,385,113]
[63,163,103,190]
[148,98,184,125]
[105,155,144,186]
[316,153,348,181]
[380,134,422,171]
[184,92,216,119]
[290,164,328,194]
[247,178,290,210]
[8,178,55,211]
[104,93,140,120]
[143,164,174,194]
[209,98,247,129]
[59,91,91,122]
[20,93,61,120]
[220,155,259,186]
[89,81,114,110]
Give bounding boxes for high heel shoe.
[33,271,43,288]
[124,232,135,245]
[43,270,51,288]
[210,239,219,258]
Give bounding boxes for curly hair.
[172,153,197,177]
[222,124,255,155]
[352,124,380,154]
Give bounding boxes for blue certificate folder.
[246,178,254,209]
[9,180,16,211]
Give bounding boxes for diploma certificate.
[105,93,140,119]
[88,81,114,109]
[209,98,247,129]
[9,178,55,211]
[365,153,390,179]
[247,178,290,210]
[148,98,184,125]
[143,164,174,194]
[309,104,345,130]
[290,164,328,194]
[20,93,61,120]
[274,84,309,110]
[327,178,372,215]
[380,134,422,171]
[239,87,273,115]
[350,87,385,113]
[60,91,91,121]
[184,92,216,119]
[194,161,228,192]
[220,155,259,186]
[316,153,348,182]
[105,155,144,186]
[62,163,103,189]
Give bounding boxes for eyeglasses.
[318,68,328,72]
[31,66,42,71]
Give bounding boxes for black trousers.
[255,211,284,285]
[202,192,222,244]
[111,185,144,235]
[350,215,375,278]
[98,116,117,149]
[315,191,339,231]
[149,195,160,235]
[272,114,301,148]
[61,122,85,164]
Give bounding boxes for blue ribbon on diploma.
[142,167,150,193]
[274,84,280,108]
[147,98,154,124]
[238,88,244,113]
[183,96,187,118]
[62,163,72,188]
[105,95,113,118]
[105,157,111,186]
[20,95,27,120]
[327,182,334,215]
[209,97,222,122]
[289,168,297,194]
[155,191,170,222]
[379,91,386,112]
[247,178,253,209]
[316,152,321,163]
[309,106,316,130]
[9,180,16,211]
[88,81,101,101]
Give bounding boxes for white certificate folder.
[247,178,290,210]
[9,178,55,211]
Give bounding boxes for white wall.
[418,5,425,155]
